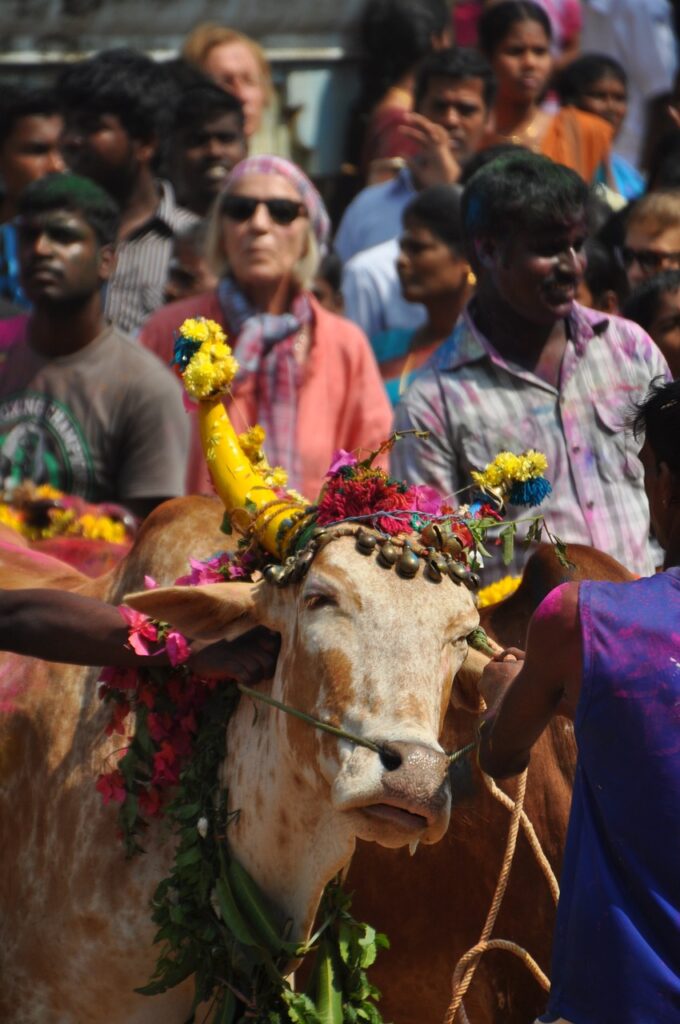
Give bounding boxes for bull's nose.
[378,740,450,784]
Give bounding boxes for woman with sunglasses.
[141,155,392,500]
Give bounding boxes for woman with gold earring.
[372,186,474,404]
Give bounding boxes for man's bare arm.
[479,582,582,778]
[0,588,279,683]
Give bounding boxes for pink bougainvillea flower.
[144,575,158,589]
[96,770,126,805]
[407,484,444,516]
[327,449,358,475]
[119,606,162,656]
[138,785,163,818]
[166,629,191,666]
[105,697,131,736]
[98,665,140,693]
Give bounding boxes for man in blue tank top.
[480,376,680,1024]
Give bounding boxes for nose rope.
[235,624,493,764]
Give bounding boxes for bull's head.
[125,532,480,938]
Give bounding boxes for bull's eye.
[304,593,337,611]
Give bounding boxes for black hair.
[402,185,464,250]
[461,150,588,245]
[415,47,496,111]
[555,53,627,106]
[459,142,520,184]
[57,48,170,143]
[0,86,61,148]
[623,269,680,332]
[478,1,552,59]
[359,0,450,109]
[172,80,245,137]
[17,173,120,247]
[648,131,680,192]
[316,250,343,293]
[583,237,629,306]
[632,377,680,474]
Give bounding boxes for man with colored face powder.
[478,378,680,1024]
[392,151,670,580]
[0,174,188,519]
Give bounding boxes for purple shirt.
[543,570,680,1022]
[391,302,670,578]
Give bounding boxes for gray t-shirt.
[0,322,189,503]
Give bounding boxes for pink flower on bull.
[119,606,162,657]
[138,786,162,818]
[327,449,358,475]
[407,484,444,516]
[165,629,191,666]
[96,770,126,805]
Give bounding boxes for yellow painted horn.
[174,318,310,559]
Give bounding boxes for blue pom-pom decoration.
[172,334,202,371]
[509,477,552,507]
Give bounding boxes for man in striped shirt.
[57,49,198,336]
[392,151,670,579]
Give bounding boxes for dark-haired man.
[0,86,65,310]
[392,151,669,579]
[479,377,680,1024]
[335,47,494,263]
[171,82,247,218]
[0,174,188,518]
[57,48,198,334]
[338,47,494,339]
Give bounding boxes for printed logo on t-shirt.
[0,391,95,497]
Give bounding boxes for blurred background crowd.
[1,0,680,579]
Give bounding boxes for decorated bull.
[0,317,582,1023]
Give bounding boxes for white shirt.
[342,238,426,342]
[334,169,417,263]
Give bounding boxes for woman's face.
[396,218,469,305]
[220,172,310,291]
[203,42,267,137]
[492,19,552,106]
[578,74,628,137]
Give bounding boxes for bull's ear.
[123,582,261,641]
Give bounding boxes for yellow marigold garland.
[476,575,522,608]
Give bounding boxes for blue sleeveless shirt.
[542,569,680,1024]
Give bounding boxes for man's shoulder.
[575,304,667,366]
[141,292,221,340]
[344,238,399,278]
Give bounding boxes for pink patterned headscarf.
[225,155,331,252]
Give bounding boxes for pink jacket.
[140,291,393,501]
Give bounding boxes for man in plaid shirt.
[392,151,670,579]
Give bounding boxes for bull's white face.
[128,534,480,940]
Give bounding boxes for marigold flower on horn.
[173,317,238,400]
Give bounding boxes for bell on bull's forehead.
[172,317,311,561]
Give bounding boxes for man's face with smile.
[484,213,588,326]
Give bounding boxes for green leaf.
[500,524,516,567]
[525,517,543,544]
[221,512,234,536]
[553,536,574,570]
[175,845,203,869]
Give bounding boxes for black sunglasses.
[617,246,680,273]
[221,195,307,226]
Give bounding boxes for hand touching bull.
[0,588,280,684]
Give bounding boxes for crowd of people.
[0,0,678,541]
[0,2,679,1021]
